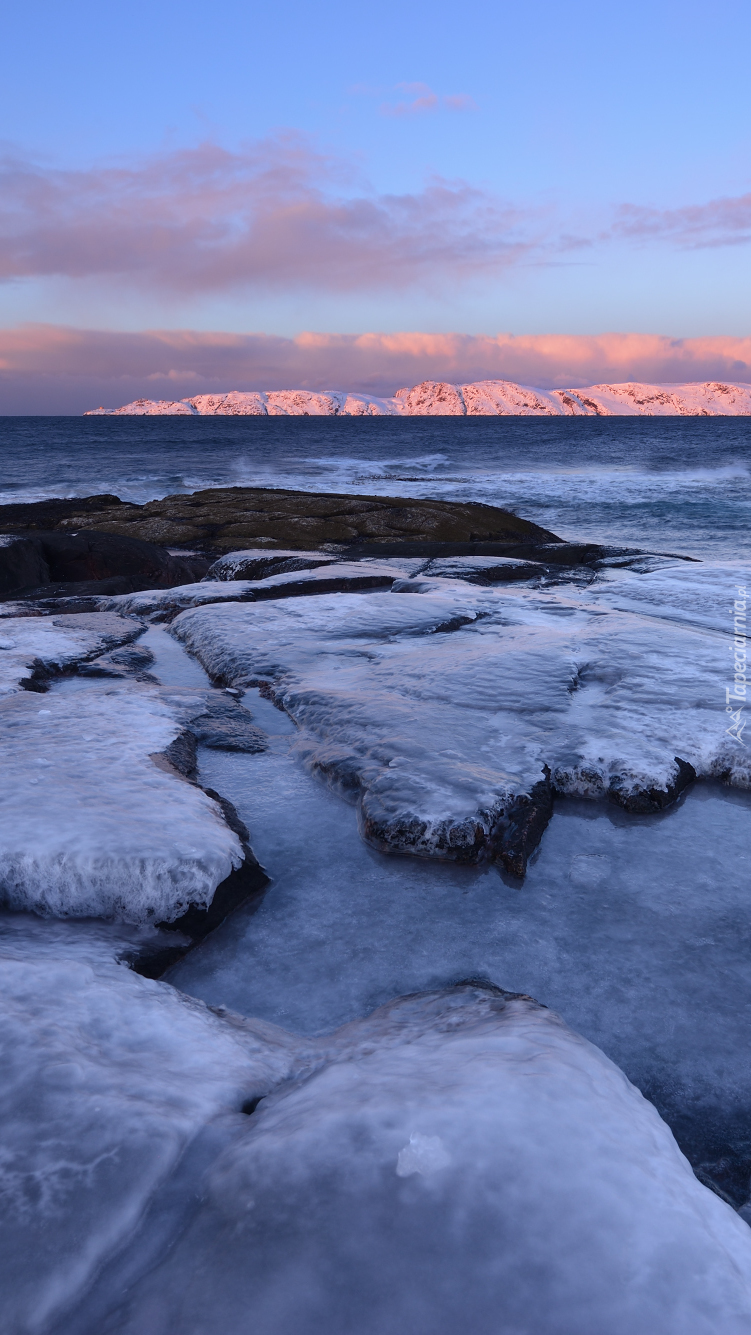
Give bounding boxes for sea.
[2,414,751,559]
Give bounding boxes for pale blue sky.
[2,0,750,336]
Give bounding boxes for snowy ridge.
[86,379,751,416]
[2,918,750,1335]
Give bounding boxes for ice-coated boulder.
[0,915,298,1335]
[16,964,750,1335]
[0,681,260,922]
[205,548,340,581]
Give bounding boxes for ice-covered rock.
[422,554,548,582]
[0,681,254,922]
[170,564,748,872]
[0,914,298,1335]
[173,730,751,1185]
[101,563,405,619]
[86,379,751,417]
[587,559,748,636]
[205,548,341,582]
[45,976,751,1335]
[0,611,144,695]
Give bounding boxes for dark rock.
[77,642,157,679]
[0,535,50,595]
[609,757,696,814]
[488,774,555,878]
[252,569,397,600]
[187,696,268,753]
[0,487,561,553]
[694,1158,751,1210]
[14,577,137,601]
[0,529,207,601]
[423,557,548,584]
[0,494,129,530]
[151,730,199,781]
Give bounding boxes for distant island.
[86,378,751,417]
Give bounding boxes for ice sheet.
[66,981,751,1335]
[0,682,244,921]
[0,612,143,695]
[170,736,751,1172]
[170,568,748,864]
[0,914,297,1334]
[588,558,749,636]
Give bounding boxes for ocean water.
[1,415,751,558]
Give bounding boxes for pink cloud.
[2,326,750,414]
[442,94,478,112]
[380,85,477,116]
[612,193,751,248]
[0,137,536,293]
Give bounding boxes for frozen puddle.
[169,684,751,1192]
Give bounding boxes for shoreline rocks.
[0,486,560,556]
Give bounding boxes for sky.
[1,0,750,407]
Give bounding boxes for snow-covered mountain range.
[86,379,751,416]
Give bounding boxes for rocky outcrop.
[0,488,560,555]
[86,378,751,417]
[0,528,210,600]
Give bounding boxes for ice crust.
[0,915,297,1335]
[170,562,749,861]
[3,913,750,1335]
[101,562,404,618]
[0,683,244,922]
[173,734,751,1172]
[0,612,143,695]
[205,549,343,581]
